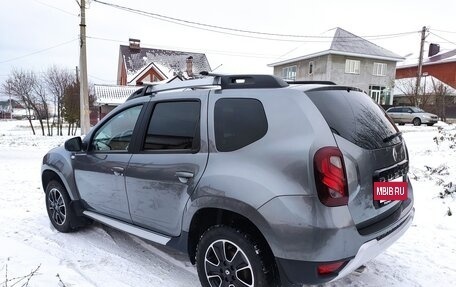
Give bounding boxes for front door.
[370,90,381,104]
[125,92,208,236]
[73,104,143,222]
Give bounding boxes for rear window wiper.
[383,131,402,143]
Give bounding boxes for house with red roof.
[117,39,211,86]
[396,44,456,89]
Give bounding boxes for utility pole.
[75,66,79,82]
[415,26,428,105]
[78,0,90,135]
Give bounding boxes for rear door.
[125,91,209,236]
[387,107,401,123]
[306,88,410,228]
[402,107,414,123]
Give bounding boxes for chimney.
[129,38,140,50]
[186,56,194,78]
[428,43,440,57]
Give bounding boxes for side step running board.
[83,211,171,245]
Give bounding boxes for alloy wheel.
[48,187,66,225]
[204,239,254,287]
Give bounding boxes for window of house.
[282,65,297,81]
[214,98,268,152]
[345,59,360,74]
[373,62,387,76]
[309,61,314,75]
[143,101,200,151]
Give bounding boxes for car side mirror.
[64,137,83,152]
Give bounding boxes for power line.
[86,35,282,59]
[431,28,456,34]
[429,32,456,47]
[88,74,116,83]
[92,0,418,42]
[0,38,78,64]
[32,0,78,17]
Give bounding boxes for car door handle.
[111,166,125,176]
[175,171,194,184]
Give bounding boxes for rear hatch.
[306,87,409,230]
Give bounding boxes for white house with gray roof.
[268,28,404,105]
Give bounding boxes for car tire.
[427,123,435,126]
[196,225,274,287]
[398,123,405,126]
[413,118,421,126]
[45,180,78,233]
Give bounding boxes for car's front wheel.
[45,180,77,233]
[196,226,273,287]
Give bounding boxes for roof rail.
[126,74,289,101]
[286,80,336,85]
[219,74,288,89]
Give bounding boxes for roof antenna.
[212,64,223,72]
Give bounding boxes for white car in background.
[386,106,438,126]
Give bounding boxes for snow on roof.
[120,45,211,83]
[394,75,456,96]
[268,27,404,67]
[94,85,142,106]
[398,48,456,68]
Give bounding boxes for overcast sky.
[1,0,456,94]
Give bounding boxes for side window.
[144,101,200,151]
[214,98,268,152]
[92,105,143,152]
[389,108,399,113]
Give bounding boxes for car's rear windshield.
[306,88,400,150]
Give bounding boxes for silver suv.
[41,74,414,287]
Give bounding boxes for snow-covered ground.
[0,120,455,287]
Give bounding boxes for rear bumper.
[274,207,414,286]
[330,206,414,281]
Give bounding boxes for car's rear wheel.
[196,226,272,287]
[427,123,435,126]
[398,123,405,126]
[45,180,77,233]
[413,118,421,126]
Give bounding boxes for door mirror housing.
[65,137,83,152]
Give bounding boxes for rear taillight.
[314,147,348,207]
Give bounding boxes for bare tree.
[63,81,95,136]
[395,77,433,108]
[430,78,453,122]
[1,70,47,135]
[32,79,52,135]
[44,66,74,136]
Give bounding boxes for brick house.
[117,39,211,86]
[396,44,456,89]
